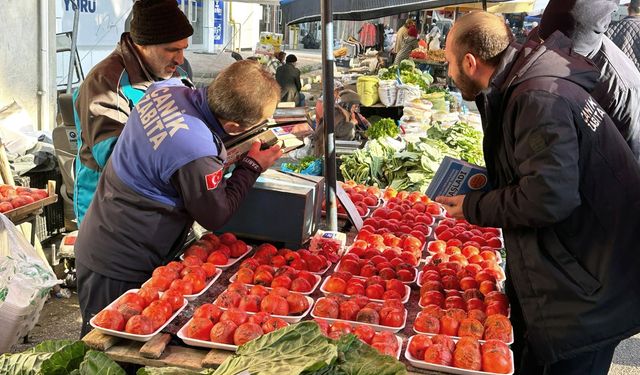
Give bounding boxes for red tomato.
[193,303,223,323]
[93,309,125,331]
[408,334,433,359]
[220,308,248,326]
[142,304,168,330]
[210,320,237,344]
[160,289,184,312]
[260,295,289,315]
[424,344,453,365]
[313,298,339,319]
[261,317,288,333]
[125,315,154,335]
[286,293,309,315]
[238,295,262,313]
[186,317,214,341]
[414,314,440,334]
[137,287,160,306]
[233,322,263,345]
[353,324,376,344]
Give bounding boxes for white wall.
[0,0,56,131]
[228,2,263,50]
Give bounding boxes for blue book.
[426,156,491,198]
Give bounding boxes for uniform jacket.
[463,32,640,363]
[275,63,302,103]
[75,79,262,283]
[73,32,188,224]
[607,15,640,71]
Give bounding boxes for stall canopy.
[280,0,512,25]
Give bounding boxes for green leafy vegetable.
[213,322,338,375]
[365,118,399,140]
[138,367,211,375]
[78,351,126,375]
[426,122,484,166]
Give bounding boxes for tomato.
[193,304,223,323]
[180,266,208,281]
[424,343,453,365]
[365,284,385,300]
[482,339,510,356]
[290,278,312,293]
[270,287,290,298]
[445,308,468,323]
[482,351,512,373]
[414,314,440,334]
[183,255,204,268]
[484,314,513,342]
[261,317,288,333]
[238,295,262,313]
[353,324,375,344]
[286,293,309,314]
[152,266,179,281]
[453,337,482,370]
[137,287,160,306]
[125,314,155,335]
[324,276,347,294]
[439,315,460,336]
[149,274,173,291]
[421,304,445,320]
[166,261,184,273]
[372,331,398,351]
[420,290,444,307]
[253,270,274,286]
[380,309,404,327]
[229,240,248,258]
[200,233,221,248]
[233,322,263,345]
[117,302,143,322]
[210,320,238,344]
[431,334,455,352]
[458,318,484,339]
[260,294,289,315]
[201,263,218,278]
[467,309,487,325]
[409,334,433,359]
[117,292,146,309]
[237,268,255,284]
[220,308,248,326]
[216,290,242,308]
[271,275,292,290]
[93,309,125,331]
[219,232,237,246]
[184,245,209,262]
[247,311,271,326]
[160,289,184,311]
[170,279,194,295]
[147,300,173,319]
[445,295,466,311]
[142,304,168,330]
[328,321,353,339]
[186,317,214,341]
[249,285,270,299]
[313,298,339,319]
[255,243,277,258]
[207,250,229,266]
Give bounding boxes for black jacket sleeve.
[170,156,262,230]
[463,91,582,229]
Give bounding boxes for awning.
[437,0,536,13]
[280,0,513,25]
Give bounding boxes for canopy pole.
[482,0,488,11]
[321,0,337,231]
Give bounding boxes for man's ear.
[463,52,478,76]
[222,121,243,135]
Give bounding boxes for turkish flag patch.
[205,169,223,190]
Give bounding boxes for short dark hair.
[630,0,640,14]
[286,54,298,63]
[451,12,513,67]
[207,61,280,128]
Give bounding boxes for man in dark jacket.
[438,11,640,375]
[534,0,640,163]
[276,54,305,106]
[75,61,282,337]
[73,0,193,224]
[607,0,640,71]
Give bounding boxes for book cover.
[426,156,490,198]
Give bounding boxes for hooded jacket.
[463,31,640,363]
[73,32,189,224]
[607,15,640,71]
[538,0,640,163]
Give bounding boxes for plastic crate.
[23,169,65,237]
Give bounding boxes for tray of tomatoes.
[310,296,407,333]
[405,334,514,374]
[213,282,313,323]
[313,319,403,360]
[230,264,322,295]
[180,232,253,269]
[320,274,411,304]
[177,303,289,351]
[246,244,333,274]
[334,249,419,284]
[90,288,187,342]
[413,309,514,345]
[144,258,222,301]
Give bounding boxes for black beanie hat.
[130,0,194,45]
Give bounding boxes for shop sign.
[213,0,224,45]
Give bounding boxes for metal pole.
[66,0,80,94]
[321,0,337,231]
[482,0,488,11]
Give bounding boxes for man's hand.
[436,195,466,219]
[247,141,283,171]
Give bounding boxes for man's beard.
[454,65,484,101]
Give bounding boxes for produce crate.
[23,168,65,237]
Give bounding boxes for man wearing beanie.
[276,54,305,106]
[532,0,640,164]
[73,0,194,225]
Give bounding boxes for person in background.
[276,54,305,106]
[73,0,193,225]
[607,0,640,71]
[393,18,416,61]
[534,0,640,163]
[438,11,640,375]
[312,89,368,156]
[267,51,286,75]
[394,25,419,65]
[75,61,282,337]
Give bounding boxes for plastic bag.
[378,80,398,107]
[395,84,422,107]
[0,101,38,156]
[0,215,59,352]
[356,76,380,106]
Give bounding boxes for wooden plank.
[82,330,122,351]
[140,333,172,359]
[202,348,234,368]
[3,194,58,221]
[105,342,211,371]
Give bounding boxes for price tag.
[335,183,363,230]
